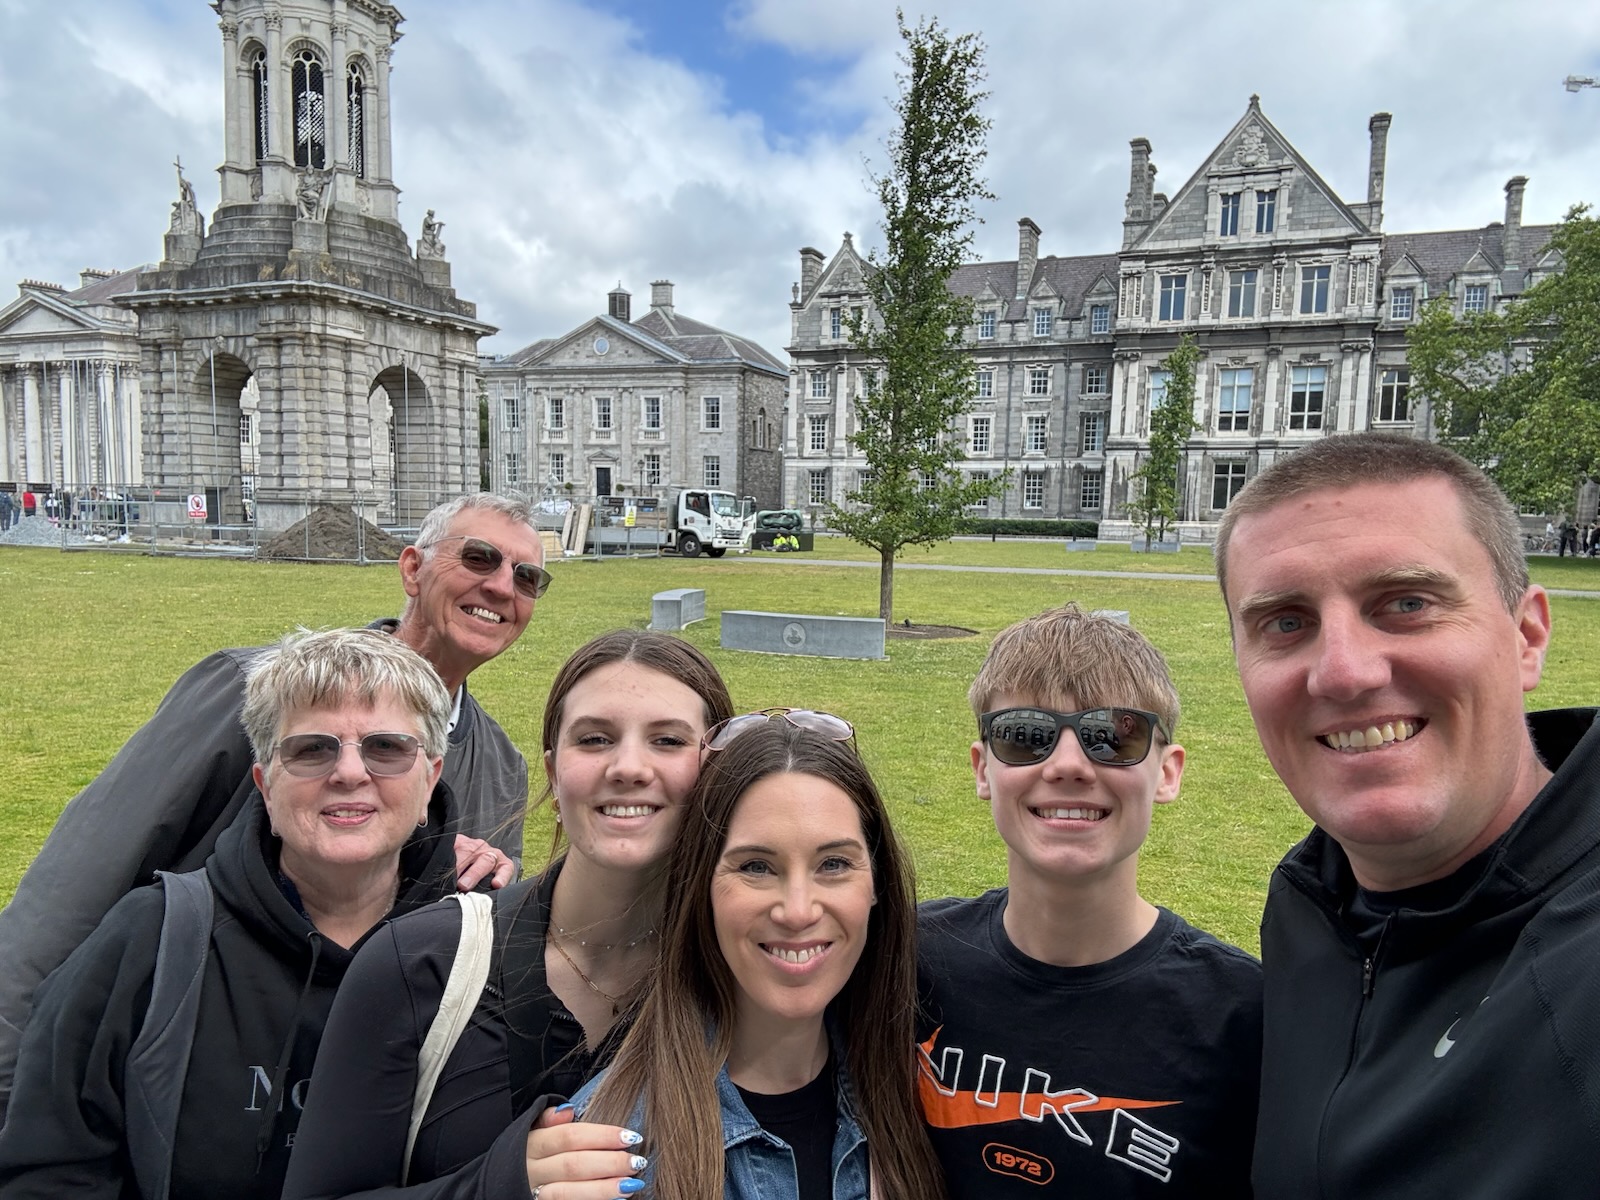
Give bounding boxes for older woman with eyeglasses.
[0,628,462,1200]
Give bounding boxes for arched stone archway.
[371,364,431,523]
[187,350,254,523]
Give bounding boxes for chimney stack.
[1503,176,1528,273]
[650,279,674,317]
[78,267,115,289]
[1016,218,1041,300]
[608,282,631,322]
[798,248,825,302]
[1122,139,1155,249]
[1367,112,1391,227]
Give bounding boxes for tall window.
[1084,365,1108,394]
[1023,472,1045,509]
[1025,414,1048,453]
[1289,366,1326,430]
[810,372,828,399]
[978,310,996,339]
[1256,189,1277,233]
[503,395,522,431]
[291,49,326,169]
[809,470,828,505]
[346,62,366,178]
[1090,304,1111,335]
[504,453,522,485]
[1464,284,1489,313]
[1080,470,1103,510]
[830,307,842,339]
[239,413,253,445]
[1033,308,1054,338]
[1159,274,1187,321]
[808,415,828,453]
[1228,270,1258,318]
[1300,265,1331,314]
[1028,368,1050,396]
[703,455,721,488]
[644,453,662,487]
[594,397,612,431]
[252,50,270,162]
[702,396,721,430]
[1081,411,1105,453]
[642,396,661,430]
[546,396,565,430]
[549,451,566,484]
[1389,287,1415,320]
[1377,368,1412,422]
[967,471,991,509]
[1212,462,1247,509]
[1217,368,1253,432]
[1149,369,1170,411]
[919,470,938,492]
[976,369,994,399]
[1219,193,1241,236]
[970,415,992,455]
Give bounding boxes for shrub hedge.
[961,518,1100,539]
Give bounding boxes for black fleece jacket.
[0,790,460,1200]
[1254,708,1600,1200]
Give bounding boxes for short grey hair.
[413,492,538,553]
[241,628,452,765]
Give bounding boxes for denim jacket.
[571,1036,872,1200]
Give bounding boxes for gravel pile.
[258,506,408,562]
[0,516,90,547]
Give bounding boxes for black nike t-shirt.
[916,891,1262,1198]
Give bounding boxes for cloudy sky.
[2,0,1597,360]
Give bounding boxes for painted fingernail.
[619,1180,647,1195]
[629,1155,648,1171]
[620,1129,644,1147]
[554,1103,574,1113]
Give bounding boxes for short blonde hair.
[241,628,451,763]
[968,603,1181,736]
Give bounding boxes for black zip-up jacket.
[1254,708,1600,1200]
[0,790,460,1200]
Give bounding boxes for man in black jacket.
[0,492,549,1123]
[1214,432,1600,1199]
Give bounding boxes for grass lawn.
[4,541,1598,955]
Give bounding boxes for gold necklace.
[549,934,625,1016]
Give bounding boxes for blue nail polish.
[554,1103,573,1113]
[629,1155,648,1171]
[619,1179,646,1195]
[620,1129,644,1147]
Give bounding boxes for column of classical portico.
[22,365,43,482]
[0,368,12,482]
[59,365,78,486]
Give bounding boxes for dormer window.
[1090,304,1110,334]
[1032,308,1054,338]
[1389,287,1415,321]
[978,310,996,339]
[1463,284,1489,313]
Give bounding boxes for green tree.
[1407,205,1600,513]
[1128,335,1201,542]
[830,12,1006,623]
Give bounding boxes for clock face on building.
[594,336,610,355]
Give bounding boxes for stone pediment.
[1084,273,1117,298]
[815,235,871,301]
[1460,247,1498,275]
[1029,277,1060,300]
[1384,253,1426,280]
[0,294,101,339]
[527,316,685,368]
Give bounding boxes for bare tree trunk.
[879,549,895,623]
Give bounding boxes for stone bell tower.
[124,0,494,530]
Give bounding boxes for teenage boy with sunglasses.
[916,604,1262,1197]
[0,492,548,1124]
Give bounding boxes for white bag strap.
[403,891,495,1179]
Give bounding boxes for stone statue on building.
[295,169,333,221]
[168,156,203,237]
[418,209,446,259]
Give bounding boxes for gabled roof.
[1380,224,1555,293]
[633,309,785,374]
[1132,97,1371,250]
[0,267,146,340]
[949,254,1121,321]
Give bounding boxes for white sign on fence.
[187,494,208,520]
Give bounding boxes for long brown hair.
[539,630,735,864]
[586,720,947,1200]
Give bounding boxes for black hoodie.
[1254,708,1600,1199]
[0,788,460,1200]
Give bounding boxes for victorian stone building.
[482,281,785,507]
[787,98,1564,532]
[114,0,492,528]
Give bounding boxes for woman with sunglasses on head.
[282,631,735,1200]
[0,629,462,1200]
[545,710,948,1200]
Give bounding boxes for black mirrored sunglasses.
[271,732,423,777]
[979,707,1165,768]
[432,535,552,599]
[703,708,855,753]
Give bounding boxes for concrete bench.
[1063,538,1099,553]
[650,587,706,632]
[721,611,886,661]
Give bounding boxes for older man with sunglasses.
[0,493,547,1125]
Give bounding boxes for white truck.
[593,489,754,557]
